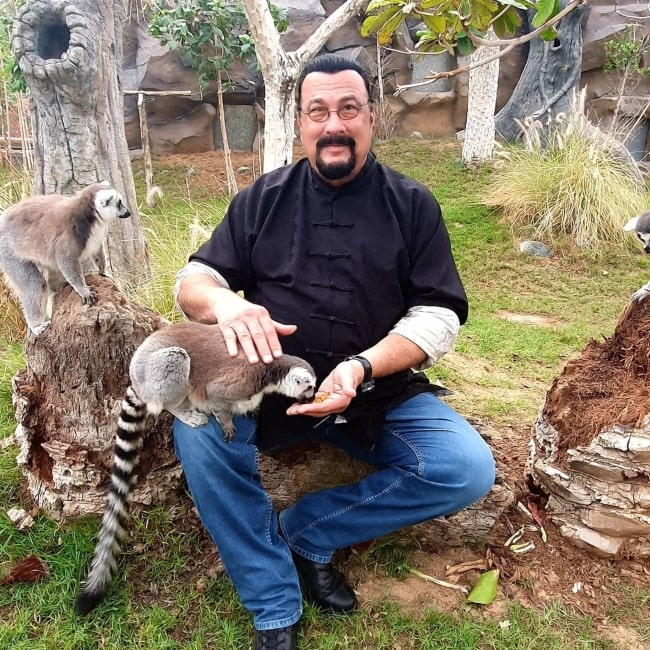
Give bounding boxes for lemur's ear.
[623,216,639,232]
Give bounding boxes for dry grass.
[484,90,649,251]
[373,100,399,141]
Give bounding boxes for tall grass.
[484,90,649,251]
[130,195,230,320]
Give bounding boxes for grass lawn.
[1,139,649,649]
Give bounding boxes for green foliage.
[0,0,26,94]
[483,94,650,251]
[604,26,650,77]
[148,0,287,89]
[361,0,567,55]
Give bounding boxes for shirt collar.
[307,151,377,195]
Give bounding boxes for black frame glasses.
[300,101,370,123]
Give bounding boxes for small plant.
[484,89,649,251]
[604,25,650,130]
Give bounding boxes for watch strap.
[345,355,375,393]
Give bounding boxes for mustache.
[316,135,356,149]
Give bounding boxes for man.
[174,54,495,650]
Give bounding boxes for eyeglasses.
[301,101,370,123]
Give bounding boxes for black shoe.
[291,551,358,614]
[253,624,298,650]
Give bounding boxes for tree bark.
[242,0,371,173]
[462,28,499,167]
[10,277,512,548]
[494,1,587,142]
[11,0,148,288]
[528,298,650,559]
[12,276,178,519]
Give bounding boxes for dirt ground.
[148,150,650,644]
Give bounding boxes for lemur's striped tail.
[75,387,147,616]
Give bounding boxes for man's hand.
[286,360,364,418]
[215,291,296,363]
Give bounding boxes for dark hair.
[296,54,373,109]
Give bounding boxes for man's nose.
[322,111,347,129]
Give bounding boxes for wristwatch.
[345,355,375,393]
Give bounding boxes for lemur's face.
[281,366,317,403]
[95,188,131,220]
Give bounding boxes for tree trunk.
[12,0,148,288]
[10,276,512,548]
[462,28,499,167]
[242,0,371,173]
[261,59,302,170]
[528,298,650,559]
[494,1,587,142]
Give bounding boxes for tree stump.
[11,276,512,548]
[528,298,650,558]
[494,1,587,142]
[12,275,178,518]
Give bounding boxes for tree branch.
[294,0,370,67]
[394,0,585,95]
[469,0,585,47]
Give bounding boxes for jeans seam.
[255,609,302,631]
[382,424,425,476]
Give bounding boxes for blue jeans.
[173,393,495,631]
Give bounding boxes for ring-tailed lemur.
[624,211,650,301]
[0,182,131,335]
[75,322,316,615]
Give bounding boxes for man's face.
[297,70,375,186]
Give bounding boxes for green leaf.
[367,0,401,11]
[531,0,557,28]
[466,569,499,605]
[377,10,406,45]
[493,0,530,8]
[540,26,558,41]
[360,7,401,37]
[503,7,523,33]
[422,14,447,34]
[456,35,474,57]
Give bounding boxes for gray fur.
[75,322,316,615]
[624,211,650,301]
[0,182,131,335]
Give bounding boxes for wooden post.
[124,89,194,203]
[137,92,153,202]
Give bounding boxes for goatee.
[316,135,356,180]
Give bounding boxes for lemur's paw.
[632,288,650,302]
[80,288,98,305]
[30,321,51,336]
[184,411,209,427]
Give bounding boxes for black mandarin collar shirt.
[191,152,468,383]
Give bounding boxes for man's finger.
[220,325,239,357]
[230,322,260,363]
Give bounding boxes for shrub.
[484,90,649,251]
